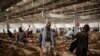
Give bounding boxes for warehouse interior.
[0,0,100,56]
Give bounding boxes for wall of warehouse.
[0,22,100,33]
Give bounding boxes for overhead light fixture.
[18,18,24,21]
[23,0,27,2]
[23,0,31,3]
[80,16,90,19]
[5,9,9,12]
[47,13,66,18]
[80,15,97,19]
[98,14,100,16]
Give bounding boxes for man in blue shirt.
[66,28,74,39]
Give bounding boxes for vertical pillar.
[41,10,46,23]
[74,14,78,34]
[99,21,100,32]
[98,14,100,31]
[98,20,99,31]
[46,17,48,23]
[73,5,79,34]
[6,13,10,30]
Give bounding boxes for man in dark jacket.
[75,24,90,56]
[16,27,26,45]
[41,21,55,54]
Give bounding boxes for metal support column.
[74,14,78,34]
[73,5,79,34]
[6,12,10,30]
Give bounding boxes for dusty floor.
[0,32,100,56]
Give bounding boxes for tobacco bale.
[0,42,20,56]
[88,49,100,56]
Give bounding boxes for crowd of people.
[3,21,100,56]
